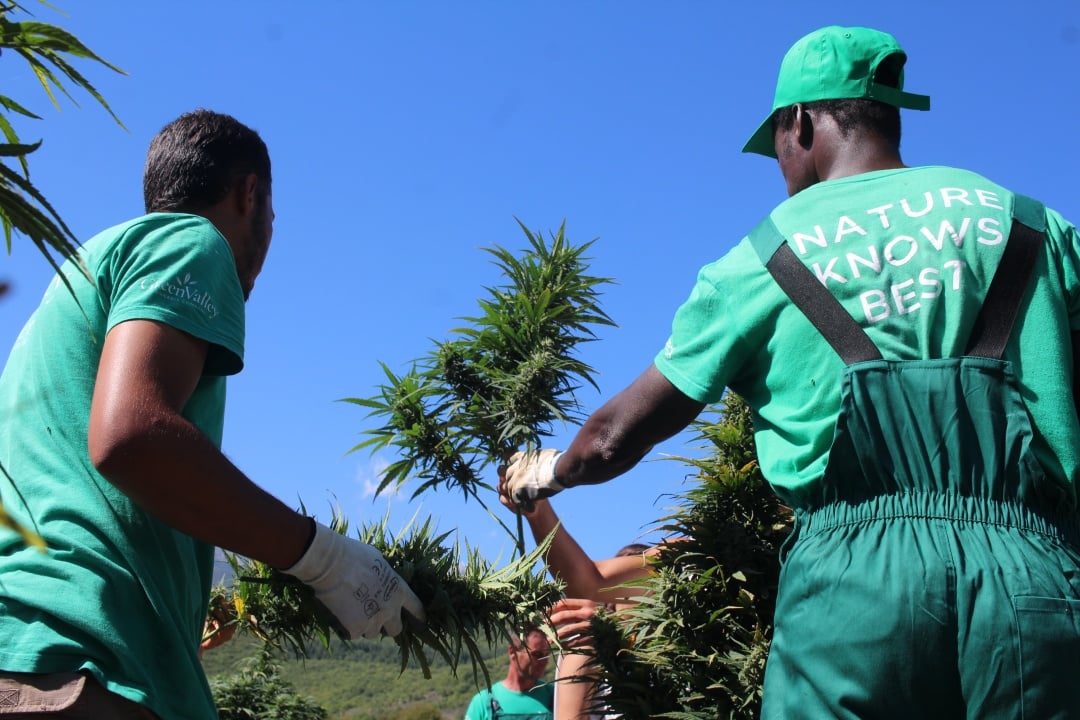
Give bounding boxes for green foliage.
[384,703,443,720]
[211,651,328,720]
[0,0,125,276]
[344,220,614,551]
[356,513,562,687]
[583,393,793,719]
[218,509,563,689]
[203,634,509,719]
[285,647,492,720]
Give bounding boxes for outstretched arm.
[557,364,705,488]
[506,498,655,602]
[503,364,705,507]
[499,364,699,597]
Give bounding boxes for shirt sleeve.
[654,241,764,404]
[1048,208,1080,333]
[99,214,246,375]
[463,691,488,720]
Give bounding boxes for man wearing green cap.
[501,25,1080,718]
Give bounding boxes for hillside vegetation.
[202,635,525,719]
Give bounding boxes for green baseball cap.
[743,25,930,158]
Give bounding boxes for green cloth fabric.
[760,356,1080,718]
[654,166,1080,509]
[464,680,554,720]
[655,164,1080,716]
[0,213,246,720]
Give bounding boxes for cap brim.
[742,114,777,158]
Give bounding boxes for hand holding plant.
[218,510,564,685]
[345,220,614,553]
[215,220,610,681]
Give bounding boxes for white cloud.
[356,455,400,500]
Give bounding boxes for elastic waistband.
[796,491,1080,547]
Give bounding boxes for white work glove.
[284,522,426,640]
[504,448,566,510]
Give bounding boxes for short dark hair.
[614,543,650,558]
[771,98,901,150]
[143,109,272,213]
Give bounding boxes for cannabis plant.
[212,221,609,673]
[582,393,793,719]
[345,220,614,553]
[0,0,124,549]
[0,0,125,278]
[211,650,329,720]
[216,509,563,687]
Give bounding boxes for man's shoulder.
[784,165,1005,201]
[82,213,225,261]
[491,679,554,703]
[470,682,506,703]
[465,685,496,719]
[530,679,555,702]
[902,164,1009,192]
[767,165,1016,229]
[92,211,215,236]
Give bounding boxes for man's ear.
[793,104,814,151]
[235,173,259,217]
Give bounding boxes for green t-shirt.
[655,166,1080,507]
[0,213,246,720]
[464,680,555,720]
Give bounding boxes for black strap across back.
[747,194,1047,364]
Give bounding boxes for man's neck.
[502,674,536,693]
[818,134,905,184]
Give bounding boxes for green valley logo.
[141,272,219,318]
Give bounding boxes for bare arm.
[557,364,705,488]
[555,650,596,720]
[87,319,310,569]
[550,597,604,720]
[511,499,653,602]
[498,365,701,596]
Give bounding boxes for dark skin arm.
[87,319,311,569]
[555,363,705,489]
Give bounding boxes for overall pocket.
[1013,595,1080,720]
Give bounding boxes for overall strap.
[964,194,1046,359]
[749,215,883,364]
[750,195,1047,364]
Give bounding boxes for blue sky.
[1,1,1078,566]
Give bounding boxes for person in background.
[498,491,660,720]
[0,109,423,720]
[504,25,1080,718]
[464,624,554,720]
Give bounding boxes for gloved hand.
[284,522,426,640]
[503,448,566,510]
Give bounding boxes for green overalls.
[750,196,1080,719]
